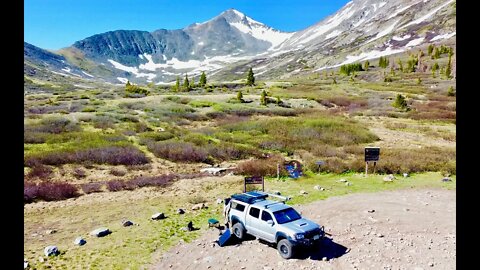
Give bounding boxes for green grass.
[24,172,455,269]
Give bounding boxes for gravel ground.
[151,188,455,270]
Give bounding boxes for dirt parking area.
[151,188,455,270]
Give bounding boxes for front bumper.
[290,226,325,246]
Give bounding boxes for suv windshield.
[273,208,302,224]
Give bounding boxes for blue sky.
[24,0,350,50]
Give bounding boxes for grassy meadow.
[24,44,456,268]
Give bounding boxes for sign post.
[244,176,264,192]
[364,147,380,176]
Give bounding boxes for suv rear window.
[232,202,245,212]
[249,207,260,218]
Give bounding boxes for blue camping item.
[218,229,233,247]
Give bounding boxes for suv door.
[256,210,276,243]
[245,206,261,237]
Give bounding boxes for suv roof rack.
[231,191,268,204]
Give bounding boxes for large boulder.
[151,212,166,220]
[191,203,208,211]
[44,245,60,256]
[90,228,111,237]
[122,220,134,227]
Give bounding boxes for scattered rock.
[152,213,166,220]
[377,233,384,238]
[367,209,375,213]
[322,257,328,261]
[44,245,60,256]
[177,209,185,215]
[429,262,434,267]
[45,229,57,235]
[74,237,86,246]
[272,191,281,195]
[383,174,395,181]
[187,221,194,231]
[38,256,44,263]
[300,190,308,195]
[314,185,324,190]
[338,179,348,183]
[122,220,134,227]
[403,173,409,178]
[442,177,452,182]
[216,198,223,204]
[90,227,111,237]
[24,260,28,269]
[192,203,208,211]
[346,182,352,186]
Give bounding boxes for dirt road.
[151,188,455,270]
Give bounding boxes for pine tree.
[260,90,267,106]
[364,60,370,71]
[199,71,207,87]
[445,55,452,79]
[398,59,403,72]
[246,68,255,86]
[174,76,180,91]
[447,86,455,96]
[190,76,195,89]
[276,96,281,105]
[237,91,244,102]
[431,62,439,77]
[332,77,337,84]
[392,94,409,111]
[183,74,190,91]
[427,44,435,56]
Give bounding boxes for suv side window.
[249,207,260,218]
[261,211,273,222]
[232,201,245,212]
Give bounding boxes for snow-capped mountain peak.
[217,8,294,49]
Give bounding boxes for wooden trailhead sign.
[364,147,380,175]
[244,176,264,192]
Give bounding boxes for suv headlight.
[295,233,305,240]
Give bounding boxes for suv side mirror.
[267,220,274,226]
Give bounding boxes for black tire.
[277,239,294,259]
[232,223,246,240]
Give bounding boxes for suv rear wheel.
[277,239,294,259]
[232,223,246,240]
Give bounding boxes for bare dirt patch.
[151,188,455,270]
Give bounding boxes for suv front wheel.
[277,239,294,259]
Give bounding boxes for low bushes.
[235,155,288,177]
[147,141,208,163]
[80,182,103,194]
[105,174,178,192]
[24,182,79,203]
[25,146,150,166]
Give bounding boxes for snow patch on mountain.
[405,37,424,47]
[326,30,343,39]
[229,20,293,49]
[392,34,411,41]
[292,4,356,45]
[367,20,399,43]
[430,31,456,41]
[117,77,129,83]
[82,71,94,78]
[401,0,454,29]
